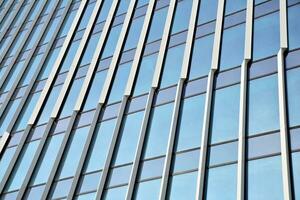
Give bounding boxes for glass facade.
[0,0,298,199]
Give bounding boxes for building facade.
[0,0,299,199]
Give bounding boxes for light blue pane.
[41,16,61,44]
[168,172,197,200]
[135,179,161,200]
[247,156,283,200]
[78,2,95,30]
[80,33,101,66]
[40,47,61,80]
[220,24,245,70]
[0,147,17,182]
[160,44,185,88]
[15,92,41,131]
[20,53,43,86]
[43,0,57,14]
[137,0,149,7]
[287,68,300,127]
[3,60,25,92]
[25,23,44,50]
[288,4,300,49]
[133,53,157,96]
[292,152,300,199]
[144,103,173,159]
[83,70,107,111]
[6,141,39,192]
[176,95,205,151]
[211,84,240,143]
[124,16,145,50]
[206,164,237,200]
[198,0,218,24]
[171,0,192,34]
[108,62,131,103]
[0,98,21,136]
[60,39,81,73]
[116,0,130,15]
[58,126,89,179]
[38,85,62,125]
[147,7,168,42]
[248,75,279,135]
[27,0,44,21]
[97,0,113,23]
[76,192,95,200]
[101,24,122,58]
[253,12,279,60]
[59,9,77,37]
[85,119,116,173]
[60,78,84,118]
[225,0,246,14]
[113,111,144,165]
[32,134,64,185]
[104,186,127,200]
[189,34,214,79]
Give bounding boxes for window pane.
[103,186,127,200]
[287,68,300,127]
[176,95,205,151]
[247,156,283,200]
[253,12,279,60]
[113,111,144,165]
[144,103,174,159]
[189,34,214,79]
[197,0,218,24]
[85,119,116,173]
[134,179,161,200]
[211,84,240,143]
[58,127,89,179]
[160,44,185,88]
[225,0,246,14]
[173,150,199,173]
[220,24,245,70]
[292,152,300,199]
[248,75,279,135]
[124,16,145,51]
[101,24,122,59]
[171,0,192,34]
[0,147,17,182]
[288,4,300,50]
[147,7,168,42]
[168,172,197,200]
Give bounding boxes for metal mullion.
[0,0,25,43]
[0,0,34,64]
[237,0,253,200]
[159,0,200,199]
[0,0,14,25]
[0,0,50,120]
[0,0,73,156]
[95,0,156,198]
[0,0,87,195]
[278,0,292,199]
[125,0,177,199]
[195,0,225,199]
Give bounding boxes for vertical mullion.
[95,0,156,199]
[0,0,49,119]
[125,0,177,199]
[158,0,200,199]
[278,0,292,199]
[0,0,34,64]
[0,0,25,43]
[195,0,225,199]
[237,0,253,200]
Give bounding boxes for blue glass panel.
[80,33,101,66]
[124,16,145,50]
[133,53,157,96]
[189,34,214,79]
[78,2,95,30]
[197,0,218,24]
[101,24,122,59]
[220,24,245,70]
[287,68,300,127]
[78,172,101,194]
[247,156,283,200]
[0,147,17,182]
[176,95,205,151]
[160,44,185,88]
[168,172,197,200]
[253,12,279,60]
[97,0,113,23]
[147,7,168,42]
[3,60,25,92]
[171,0,192,34]
[59,10,77,37]
[292,152,300,199]
[134,179,161,200]
[51,178,72,199]
[206,164,237,200]
[40,47,61,80]
[173,150,199,173]
[103,186,127,200]
[6,141,39,192]
[41,16,61,44]
[60,39,81,73]
[113,111,144,165]
[85,119,116,173]
[211,84,240,143]
[108,165,131,186]
[25,23,44,50]
[288,5,300,49]
[248,75,279,135]
[116,0,130,15]
[76,192,96,200]
[225,0,246,14]
[20,54,43,86]
[144,103,173,159]
[58,126,89,179]
[32,134,64,185]
[0,98,21,136]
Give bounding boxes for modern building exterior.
[0,0,299,199]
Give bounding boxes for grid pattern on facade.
[0,0,299,199]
